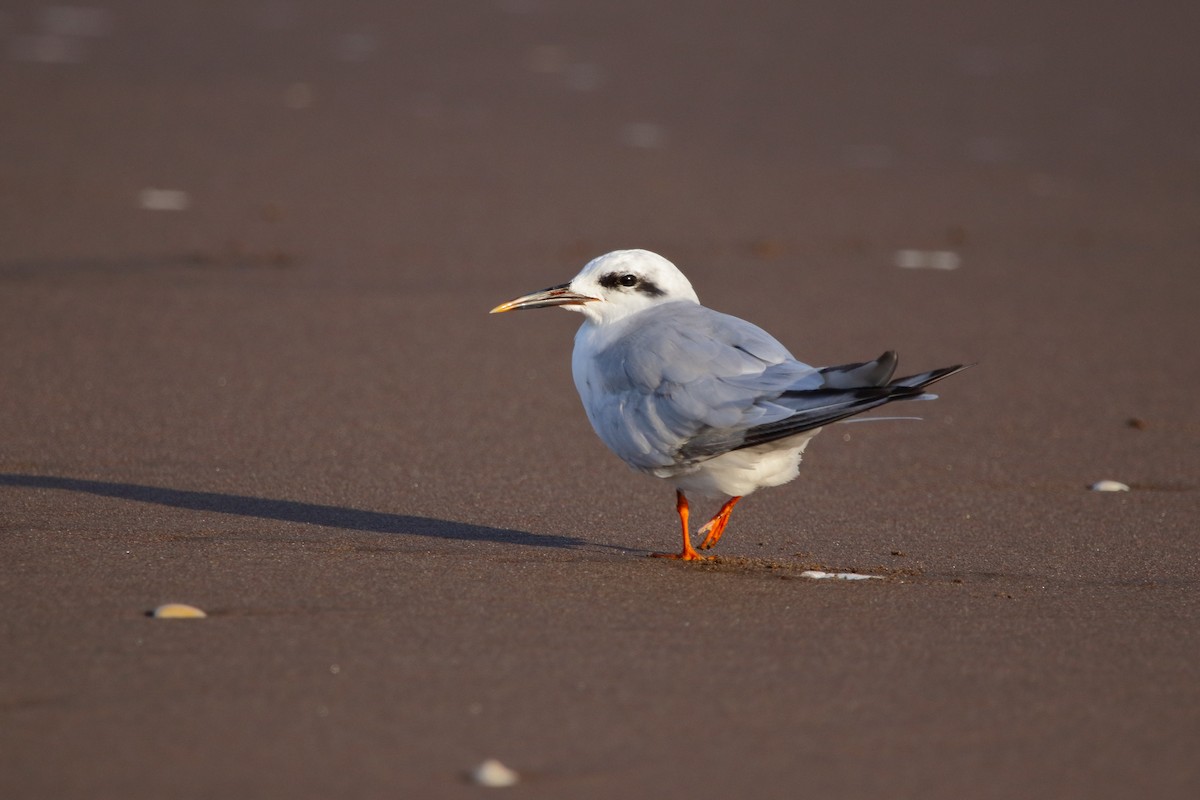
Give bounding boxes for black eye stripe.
[637,279,664,297]
[597,271,666,297]
[599,272,633,289]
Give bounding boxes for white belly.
[656,429,821,499]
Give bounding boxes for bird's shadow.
[0,473,608,551]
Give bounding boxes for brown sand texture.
[2,2,1198,798]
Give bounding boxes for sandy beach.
[2,2,1198,797]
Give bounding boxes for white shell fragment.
[800,571,882,581]
[620,122,666,149]
[152,603,207,619]
[894,249,961,270]
[138,188,190,211]
[8,34,88,63]
[470,759,520,788]
[1091,480,1131,492]
[42,6,114,37]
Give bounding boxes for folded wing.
[582,302,969,471]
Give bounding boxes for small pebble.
[470,759,519,788]
[842,143,894,169]
[152,603,207,619]
[527,44,567,73]
[332,32,377,63]
[1090,480,1130,492]
[800,570,882,581]
[283,82,314,109]
[563,62,604,91]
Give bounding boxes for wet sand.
[2,2,1199,797]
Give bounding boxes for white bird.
[491,249,968,561]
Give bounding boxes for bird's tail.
[818,350,899,388]
[726,362,973,451]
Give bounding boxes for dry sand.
[2,2,1198,798]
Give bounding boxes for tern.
[491,249,968,561]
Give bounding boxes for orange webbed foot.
[651,490,714,562]
[650,548,713,562]
[698,496,741,550]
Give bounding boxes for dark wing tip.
[892,362,974,390]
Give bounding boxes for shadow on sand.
[0,473,606,551]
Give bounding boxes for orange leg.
[651,490,711,561]
[698,496,742,550]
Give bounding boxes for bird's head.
[490,249,700,325]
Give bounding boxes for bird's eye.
[618,274,638,287]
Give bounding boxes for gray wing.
[581,303,970,471]
[679,362,969,461]
[581,303,823,471]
